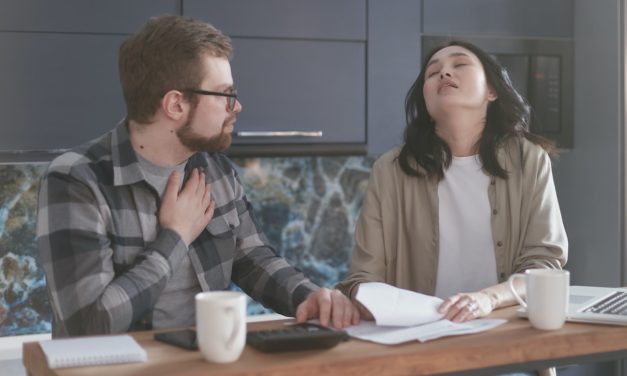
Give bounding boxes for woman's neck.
[434,111,485,157]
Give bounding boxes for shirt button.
[492,209,498,215]
[497,241,503,247]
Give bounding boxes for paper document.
[350,282,506,344]
[346,318,506,344]
[356,282,444,326]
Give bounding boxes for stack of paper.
[345,282,506,345]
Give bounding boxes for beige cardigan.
[337,137,568,298]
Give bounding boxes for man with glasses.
[37,15,359,338]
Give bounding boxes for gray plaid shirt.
[37,121,318,337]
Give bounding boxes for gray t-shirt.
[136,154,203,329]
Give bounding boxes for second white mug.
[195,291,246,363]
[507,269,570,330]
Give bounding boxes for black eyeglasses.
[183,89,238,112]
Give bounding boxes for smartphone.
[154,329,198,350]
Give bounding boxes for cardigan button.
[497,241,503,247]
[492,209,498,215]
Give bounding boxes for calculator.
[246,322,349,353]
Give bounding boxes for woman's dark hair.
[398,40,555,180]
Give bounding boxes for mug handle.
[507,273,527,308]
[224,306,241,350]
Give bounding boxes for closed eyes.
[426,62,470,78]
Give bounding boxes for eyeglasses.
[183,89,238,112]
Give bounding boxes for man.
[37,15,358,338]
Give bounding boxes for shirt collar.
[111,120,146,187]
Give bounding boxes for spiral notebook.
[39,335,147,369]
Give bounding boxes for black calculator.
[246,322,349,353]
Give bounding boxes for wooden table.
[22,307,627,376]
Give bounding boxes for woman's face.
[422,45,496,120]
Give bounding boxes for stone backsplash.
[0,156,373,336]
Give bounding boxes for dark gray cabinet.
[0,0,374,159]
[0,0,576,159]
[183,0,367,155]
[367,0,422,156]
[0,33,126,151]
[0,0,178,160]
[229,38,365,145]
[0,0,178,33]
[184,0,366,40]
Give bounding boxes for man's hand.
[349,284,374,321]
[159,168,215,247]
[295,288,360,329]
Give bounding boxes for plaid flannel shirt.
[37,122,318,337]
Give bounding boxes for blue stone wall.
[0,164,50,336]
[0,156,373,335]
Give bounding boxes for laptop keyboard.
[582,291,627,315]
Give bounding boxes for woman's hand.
[438,291,495,322]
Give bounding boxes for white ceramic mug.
[195,291,246,363]
[507,269,570,330]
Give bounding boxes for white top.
[434,155,498,299]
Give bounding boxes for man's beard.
[177,108,233,153]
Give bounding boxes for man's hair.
[398,40,555,180]
[119,15,233,123]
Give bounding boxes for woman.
[337,41,568,322]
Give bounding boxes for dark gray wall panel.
[367,0,421,156]
[183,0,366,40]
[552,0,622,287]
[230,38,365,144]
[0,0,178,34]
[0,33,126,151]
[422,0,573,38]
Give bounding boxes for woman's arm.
[438,278,526,322]
[514,146,568,272]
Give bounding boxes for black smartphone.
[154,329,198,350]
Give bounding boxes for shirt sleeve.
[227,169,318,316]
[37,168,188,337]
[514,147,568,272]
[336,159,387,298]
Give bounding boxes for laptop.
[518,285,627,326]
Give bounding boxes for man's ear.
[161,90,189,122]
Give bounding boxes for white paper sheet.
[349,282,507,344]
[356,282,444,326]
[345,319,506,345]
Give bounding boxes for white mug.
[507,269,570,330]
[195,291,246,363]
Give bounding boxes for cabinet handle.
[234,131,323,137]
